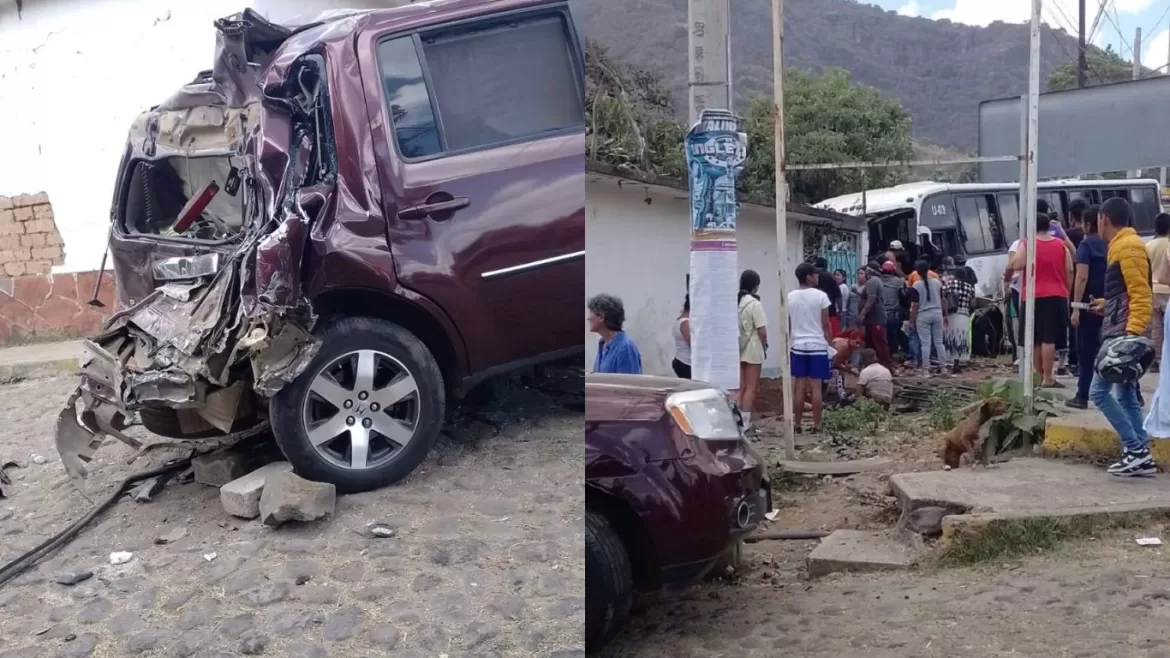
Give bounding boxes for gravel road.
[0,367,584,658]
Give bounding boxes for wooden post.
[772,0,795,460]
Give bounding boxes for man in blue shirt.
[589,293,643,374]
[1068,204,1108,409]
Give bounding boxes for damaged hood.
[55,8,343,480]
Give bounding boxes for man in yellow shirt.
[1146,213,1170,372]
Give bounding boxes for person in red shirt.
[1005,207,1074,387]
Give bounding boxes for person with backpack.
[737,270,768,431]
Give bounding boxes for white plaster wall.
[585,176,805,379]
[0,0,379,274]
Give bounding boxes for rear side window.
[1131,185,1160,234]
[376,11,583,159]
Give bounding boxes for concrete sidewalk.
[1042,372,1170,465]
[0,340,81,381]
[890,458,1170,545]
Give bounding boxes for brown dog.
[937,398,1009,469]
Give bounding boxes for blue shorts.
[791,349,831,380]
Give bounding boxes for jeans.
[1089,374,1148,453]
[1075,314,1102,402]
[908,328,921,365]
[916,310,949,369]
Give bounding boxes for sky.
[875,0,1170,74]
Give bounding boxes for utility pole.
[1132,27,1142,179]
[688,0,730,124]
[1077,0,1086,87]
[1022,0,1041,412]
[1164,31,1169,192]
[772,0,795,461]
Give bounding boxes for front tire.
[270,316,445,493]
[585,511,633,651]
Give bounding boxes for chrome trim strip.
[481,249,585,280]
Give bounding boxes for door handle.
[398,194,470,221]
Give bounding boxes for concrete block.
[259,472,336,527]
[192,451,248,487]
[220,461,294,519]
[807,530,915,577]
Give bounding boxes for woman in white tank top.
[672,296,691,378]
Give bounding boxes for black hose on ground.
[744,530,832,543]
[0,458,192,590]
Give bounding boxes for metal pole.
[1132,27,1142,178]
[688,0,730,124]
[726,0,733,111]
[1022,0,1042,411]
[1077,0,1086,88]
[772,0,795,461]
[1017,94,1029,379]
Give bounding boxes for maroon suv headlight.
[664,388,744,440]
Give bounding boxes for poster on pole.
[687,109,747,392]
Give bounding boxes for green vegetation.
[936,512,1164,567]
[1047,44,1141,92]
[822,398,890,438]
[586,41,914,204]
[975,379,1059,455]
[928,389,962,432]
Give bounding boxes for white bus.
[816,178,1164,298]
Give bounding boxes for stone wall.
[0,193,65,276]
[0,271,114,344]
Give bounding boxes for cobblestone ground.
[600,529,1170,658]
[0,367,584,658]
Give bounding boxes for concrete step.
[1044,410,1170,467]
[806,529,916,577]
[889,458,1170,545]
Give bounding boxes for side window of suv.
[376,10,583,160]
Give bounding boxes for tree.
[1047,44,1134,92]
[585,41,687,179]
[587,44,916,204]
[741,68,914,204]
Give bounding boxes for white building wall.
[0,0,390,274]
[585,175,805,379]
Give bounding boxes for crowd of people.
[587,196,1170,475]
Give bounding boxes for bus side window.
[983,194,1006,250]
[956,195,993,254]
[998,193,1020,246]
[1131,186,1160,235]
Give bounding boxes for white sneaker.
[1108,450,1157,477]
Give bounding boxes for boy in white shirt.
[789,263,832,431]
[855,348,894,407]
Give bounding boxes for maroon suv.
[53,0,584,493]
[584,374,771,649]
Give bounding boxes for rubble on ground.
[220,461,294,519]
[192,451,248,487]
[258,471,335,527]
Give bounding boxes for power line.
[1088,0,1111,43]
[1143,1,1170,41]
[1102,1,1133,57]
